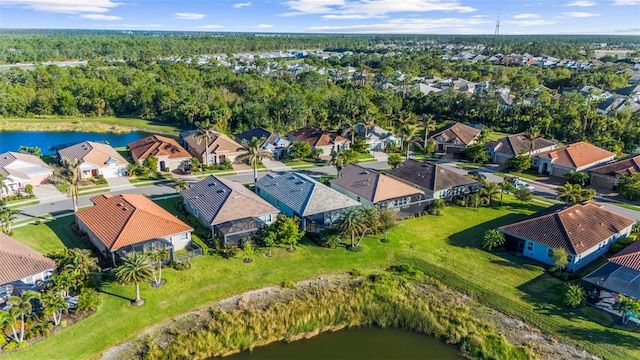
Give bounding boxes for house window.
[23,275,34,285]
[568,255,575,263]
[43,271,52,281]
[180,233,189,242]
[527,242,534,252]
[264,213,273,223]
[547,248,553,258]
[193,208,198,217]
[393,197,408,206]
[356,196,361,202]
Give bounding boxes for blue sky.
[0,0,638,34]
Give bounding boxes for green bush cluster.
[608,236,637,255]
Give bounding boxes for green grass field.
[0,117,181,136]
[7,196,640,360]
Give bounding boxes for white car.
[514,181,535,192]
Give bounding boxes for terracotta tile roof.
[0,233,56,285]
[609,240,640,272]
[180,130,245,157]
[486,133,556,157]
[386,159,479,192]
[75,194,193,252]
[128,135,191,162]
[589,155,640,177]
[288,125,349,147]
[181,175,279,225]
[429,122,481,146]
[0,152,52,178]
[499,202,635,255]
[533,141,615,169]
[58,141,128,166]
[329,164,423,203]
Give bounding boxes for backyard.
[6,196,640,359]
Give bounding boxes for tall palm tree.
[173,178,190,192]
[422,115,436,149]
[41,289,68,326]
[356,207,380,247]
[193,119,217,166]
[555,183,583,204]
[236,137,273,187]
[50,158,82,212]
[399,123,424,160]
[330,149,358,177]
[498,180,515,206]
[146,247,170,286]
[116,252,153,306]
[480,182,500,206]
[59,248,99,291]
[0,206,20,234]
[614,294,640,325]
[523,127,540,154]
[336,207,365,248]
[0,310,19,342]
[8,290,40,342]
[0,173,9,197]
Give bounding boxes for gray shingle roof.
[485,133,556,157]
[256,172,360,216]
[387,159,479,192]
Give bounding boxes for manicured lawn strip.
[128,174,172,184]
[486,131,512,141]
[11,216,88,255]
[6,200,39,209]
[0,117,181,136]
[457,163,481,170]
[612,203,640,213]
[283,160,319,166]
[7,197,640,360]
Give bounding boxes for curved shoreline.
[102,273,598,360]
[0,118,178,136]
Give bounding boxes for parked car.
[467,170,486,179]
[514,181,535,192]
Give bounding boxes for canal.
[0,131,153,154]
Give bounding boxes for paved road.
[14,159,640,223]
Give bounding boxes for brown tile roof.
[609,240,640,272]
[386,159,479,192]
[499,202,635,255]
[0,233,56,285]
[288,125,349,147]
[181,130,246,157]
[181,175,279,225]
[128,135,191,162]
[329,164,423,203]
[429,122,481,146]
[486,133,556,157]
[533,141,615,169]
[75,194,193,252]
[58,141,128,166]
[589,154,640,177]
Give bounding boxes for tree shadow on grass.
[556,325,640,351]
[446,213,528,249]
[44,215,90,249]
[98,282,134,303]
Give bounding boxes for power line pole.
[494,10,501,38]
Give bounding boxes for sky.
[0,0,638,35]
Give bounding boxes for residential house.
[0,233,56,303]
[0,151,53,195]
[329,164,429,218]
[386,159,481,200]
[589,154,640,190]
[181,175,280,246]
[499,202,635,272]
[287,125,350,157]
[255,172,360,232]
[429,122,482,153]
[235,127,291,161]
[180,130,246,166]
[485,133,557,165]
[531,141,616,177]
[583,240,640,300]
[351,124,401,151]
[75,194,193,265]
[128,135,192,173]
[57,141,128,179]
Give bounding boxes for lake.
[0,131,153,154]
[225,326,463,359]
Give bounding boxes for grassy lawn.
[457,163,481,170]
[128,174,172,184]
[283,159,317,166]
[611,203,640,213]
[486,131,511,141]
[7,196,640,360]
[0,117,181,136]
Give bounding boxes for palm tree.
[614,294,640,325]
[336,207,365,248]
[555,183,583,203]
[236,137,273,187]
[50,158,82,212]
[173,178,190,192]
[564,284,586,309]
[0,206,20,234]
[146,247,170,286]
[482,229,505,251]
[422,114,436,149]
[399,123,423,160]
[498,180,515,205]
[523,127,540,154]
[8,290,40,342]
[0,310,19,342]
[193,119,217,166]
[356,207,380,247]
[330,149,357,177]
[0,173,9,197]
[377,208,397,242]
[480,182,500,206]
[116,252,153,306]
[59,248,99,292]
[41,289,68,326]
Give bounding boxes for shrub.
[168,261,190,271]
[217,244,239,259]
[77,288,101,312]
[34,219,42,226]
[482,229,505,251]
[455,199,467,207]
[3,341,27,351]
[320,233,341,248]
[59,320,67,328]
[350,269,364,277]
[24,184,33,195]
[280,280,296,289]
[564,283,587,308]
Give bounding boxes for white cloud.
[562,11,599,17]
[283,0,476,19]
[513,13,541,19]
[80,14,122,21]
[614,0,640,4]
[564,1,596,6]
[504,19,555,26]
[256,24,273,28]
[233,2,252,8]
[2,0,122,13]
[308,17,490,34]
[174,12,206,20]
[198,24,224,29]
[100,23,162,28]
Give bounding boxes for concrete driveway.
[105,176,132,190]
[31,183,65,202]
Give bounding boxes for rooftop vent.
[116,203,122,207]
[122,207,128,211]
[295,181,304,185]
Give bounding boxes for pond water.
[0,131,153,154]
[225,326,463,360]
